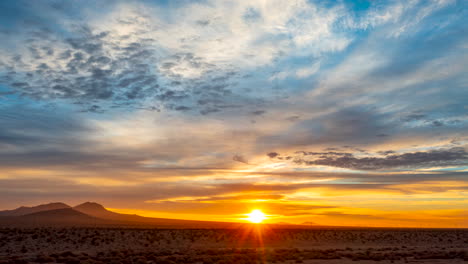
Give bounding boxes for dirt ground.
[0,227,467,263]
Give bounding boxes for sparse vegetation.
[0,227,467,263]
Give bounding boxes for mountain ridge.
[0,202,242,228]
[0,202,71,216]
[0,202,327,228]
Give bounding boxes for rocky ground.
[0,227,467,263]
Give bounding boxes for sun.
[247,209,266,223]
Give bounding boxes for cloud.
[0,105,88,148]
[257,107,394,150]
[402,113,427,122]
[251,110,266,116]
[273,147,468,171]
[232,154,249,164]
[0,0,359,115]
[295,62,320,78]
[267,152,279,158]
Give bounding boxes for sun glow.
[247,209,266,223]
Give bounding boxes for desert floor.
[0,227,467,263]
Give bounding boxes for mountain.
[0,208,108,226]
[73,201,156,223]
[73,202,241,228]
[19,208,104,225]
[0,201,321,228]
[0,202,242,228]
[73,202,120,219]
[0,202,70,216]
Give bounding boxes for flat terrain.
[0,227,467,263]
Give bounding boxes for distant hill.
[0,202,242,228]
[0,201,327,228]
[73,202,153,223]
[18,208,105,225]
[0,208,110,226]
[0,202,70,216]
[73,202,121,219]
[302,221,318,225]
[73,202,245,227]
[73,202,244,228]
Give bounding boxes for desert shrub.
[64,257,81,264]
[158,259,176,264]
[102,258,122,264]
[133,256,147,264]
[78,255,91,261]
[202,257,215,264]
[81,260,98,264]
[20,245,27,253]
[36,255,55,263]
[8,258,28,264]
[60,251,77,257]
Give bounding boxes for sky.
[0,0,467,227]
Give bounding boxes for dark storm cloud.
[275,147,468,170]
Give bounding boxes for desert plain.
[1,227,467,264]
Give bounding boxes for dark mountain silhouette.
[73,202,183,223]
[73,202,165,223]
[0,201,326,228]
[73,202,242,227]
[74,202,115,216]
[0,202,70,216]
[0,202,241,228]
[0,208,108,226]
[19,208,103,224]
